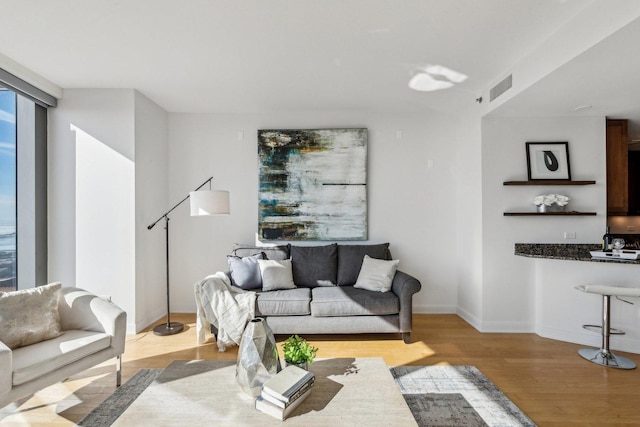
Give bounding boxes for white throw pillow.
[258,259,297,291]
[0,282,64,349]
[354,255,399,293]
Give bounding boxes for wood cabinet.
[629,151,640,214]
[606,119,628,214]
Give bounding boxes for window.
[0,68,52,291]
[0,88,16,291]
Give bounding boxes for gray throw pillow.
[291,244,338,287]
[228,253,265,290]
[337,243,391,286]
[0,282,64,349]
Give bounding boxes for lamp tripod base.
[153,322,184,336]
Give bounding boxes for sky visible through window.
[0,88,16,289]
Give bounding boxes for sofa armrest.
[391,270,422,333]
[58,287,127,355]
[0,340,11,395]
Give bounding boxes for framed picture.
[526,142,571,180]
[258,128,367,241]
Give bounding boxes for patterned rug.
[390,365,536,427]
[80,365,535,426]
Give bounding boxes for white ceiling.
[0,0,591,114]
[490,15,640,143]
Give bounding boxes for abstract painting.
[258,128,367,241]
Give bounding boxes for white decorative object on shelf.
[533,194,570,212]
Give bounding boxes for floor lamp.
[147,176,230,336]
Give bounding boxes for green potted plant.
[281,335,318,370]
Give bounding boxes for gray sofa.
[227,243,421,343]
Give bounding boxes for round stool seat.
[575,284,640,298]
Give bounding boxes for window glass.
[0,88,16,291]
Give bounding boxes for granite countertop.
[514,243,640,264]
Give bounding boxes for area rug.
[80,364,535,426]
[390,365,536,427]
[77,369,161,426]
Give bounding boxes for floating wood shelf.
[503,180,596,186]
[503,211,597,216]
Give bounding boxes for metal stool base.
[578,348,636,369]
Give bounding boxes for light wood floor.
[2,313,640,426]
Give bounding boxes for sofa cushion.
[0,282,64,350]
[258,259,297,291]
[255,288,311,316]
[336,243,391,286]
[291,244,338,287]
[227,253,265,290]
[354,255,399,293]
[12,329,111,385]
[232,243,290,260]
[310,286,399,317]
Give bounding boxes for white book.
[255,387,311,420]
[261,378,314,408]
[262,365,315,402]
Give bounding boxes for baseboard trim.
[456,307,481,331]
[455,307,533,332]
[536,324,640,354]
[413,304,457,314]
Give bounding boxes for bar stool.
[575,284,640,369]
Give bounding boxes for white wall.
[167,111,460,314]
[134,91,169,332]
[49,89,136,326]
[480,116,606,332]
[455,112,484,326]
[49,88,169,333]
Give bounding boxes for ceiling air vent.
[490,74,512,102]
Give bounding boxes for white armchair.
[0,286,126,408]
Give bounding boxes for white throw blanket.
[194,272,256,351]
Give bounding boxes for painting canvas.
[258,128,367,241]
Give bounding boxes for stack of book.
[255,365,315,420]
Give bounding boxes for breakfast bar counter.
[513,241,640,356]
[514,243,640,264]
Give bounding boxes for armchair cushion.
[12,330,111,385]
[0,282,64,349]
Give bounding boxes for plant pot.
[537,204,566,213]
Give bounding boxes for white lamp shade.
[189,190,230,216]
